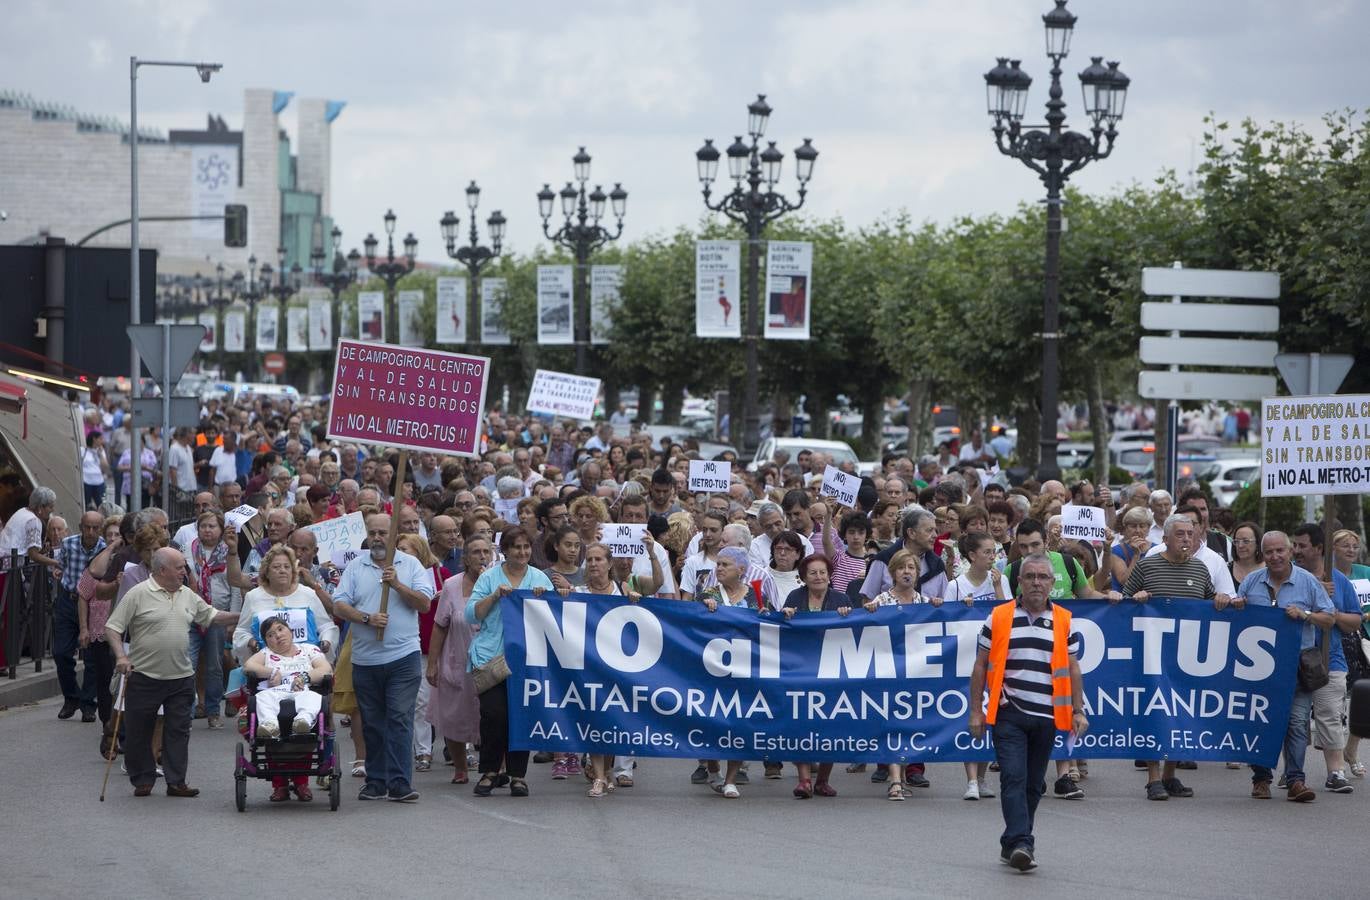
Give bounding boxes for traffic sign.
[126,324,205,383]
[130,397,200,429]
[1274,353,1354,396]
[264,353,286,375]
[1139,336,1278,368]
[1141,267,1280,300]
[1138,371,1277,401]
[1139,302,1280,333]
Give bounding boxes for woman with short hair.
[783,554,852,799]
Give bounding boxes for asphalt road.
[2,694,1365,900]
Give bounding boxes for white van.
[231,382,301,404]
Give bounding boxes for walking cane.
[99,673,127,802]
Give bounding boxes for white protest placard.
[526,369,600,421]
[1060,503,1109,542]
[764,240,813,340]
[1351,578,1370,607]
[819,464,858,508]
[689,459,731,493]
[494,497,521,525]
[436,277,466,344]
[536,265,574,345]
[1261,395,1370,496]
[224,504,259,532]
[600,522,648,559]
[305,511,367,569]
[696,240,741,338]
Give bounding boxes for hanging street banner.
[537,265,574,345]
[398,290,425,347]
[1261,394,1370,496]
[481,278,511,345]
[357,291,385,341]
[436,277,466,344]
[198,312,217,353]
[502,593,1301,765]
[696,240,741,338]
[255,303,279,352]
[190,145,238,239]
[286,306,309,352]
[224,309,246,353]
[326,339,490,458]
[306,292,333,352]
[526,368,600,421]
[590,265,622,345]
[764,241,813,341]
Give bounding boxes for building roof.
[0,89,166,143]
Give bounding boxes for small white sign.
[526,369,600,421]
[224,504,259,532]
[600,522,648,559]
[689,459,730,493]
[494,497,521,525]
[304,511,366,569]
[1351,578,1370,606]
[818,464,858,509]
[1060,503,1109,542]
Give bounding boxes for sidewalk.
[0,656,67,709]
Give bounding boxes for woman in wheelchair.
[243,616,333,801]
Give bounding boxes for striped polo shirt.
[1122,553,1214,600]
[977,600,1081,720]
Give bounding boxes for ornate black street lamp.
[984,0,1129,479]
[537,148,627,375]
[440,182,506,344]
[205,262,244,374]
[696,94,817,454]
[311,224,361,346]
[363,210,417,344]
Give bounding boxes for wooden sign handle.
[374,449,410,640]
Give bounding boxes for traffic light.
[224,203,247,248]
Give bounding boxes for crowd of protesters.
[2,389,1368,860]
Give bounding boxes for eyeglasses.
[266,493,281,500]
[1020,573,1055,582]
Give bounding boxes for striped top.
[1122,554,1214,600]
[977,601,1081,720]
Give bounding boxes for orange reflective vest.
[984,600,1074,731]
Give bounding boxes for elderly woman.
[427,536,493,785]
[782,553,852,798]
[184,510,243,728]
[397,533,448,774]
[466,526,554,798]
[1109,506,1155,593]
[243,616,332,801]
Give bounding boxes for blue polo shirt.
[1236,565,1336,654]
[333,549,436,666]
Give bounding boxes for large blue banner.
[501,592,1302,766]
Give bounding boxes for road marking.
[453,799,554,829]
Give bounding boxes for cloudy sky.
[6,0,1365,258]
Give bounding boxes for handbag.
[472,653,511,694]
[1297,622,1330,693]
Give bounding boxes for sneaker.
[58,700,79,720]
[1163,777,1194,798]
[563,754,582,777]
[978,782,996,799]
[388,787,420,802]
[722,783,740,799]
[734,769,749,785]
[690,764,710,784]
[1133,760,1148,769]
[1145,780,1169,801]
[258,720,280,739]
[1286,780,1315,802]
[551,758,569,780]
[81,709,98,723]
[208,716,224,730]
[1175,760,1197,770]
[870,765,890,783]
[1325,772,1354,794]
[1054,775,1084,800]
[763,762,784,780]
[1008,846,1037,871]
[907,771,930,788]
[358,784,387,801]
[1251,781,1272,799]
[291,717,312,735]
[533,750,555,764]
[707,772,724,790]
[964,781,981,801]
[414,754,431,772]
[1277,775,1288,789]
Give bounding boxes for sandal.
[587,778,608,798]
[451,771,469,785]
[887,781,906,801]
[846,763,867,774]
[351,760,366,778]
[270,785,291,802]
[793,779,813,799]
[473,774,498,797]
[1351,760,1366,778]
[415,755,432,772]
[509,778,529,798]
[615,774,634,788]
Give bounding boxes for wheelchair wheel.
[234,743,247,813]
[329,764,341,811]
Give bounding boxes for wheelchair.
[233,673,340,812]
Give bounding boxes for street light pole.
[696,95,818,455]
[207,263,243,376]
[239,255,263,382]
[440,182,505,345]
[537,148,627,375]
[128,55,221,513]
[983,0,1129,480]
[363,210,416,345]
[311,224,360,349]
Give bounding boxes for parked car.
[749,437,860,473]
[1207,457,1261,508]
[1056,442,1095,474]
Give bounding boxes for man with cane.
[104,547,240,798]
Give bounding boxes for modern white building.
[0,88,342,277]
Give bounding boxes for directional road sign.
[1139,302,1280,333]
[1274,353,1354,396]
[126,324,205,383]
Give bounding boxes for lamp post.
[440,182,506,345]
[205,263,243,375]
[983,0,1129,480]
[696,94,818,455]
[311,224,360,346]
[238,254,265,382]
[128,55,221,513]
[261,245,302,378]
[362,210,417,344]
[537,148,627,375]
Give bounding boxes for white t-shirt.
[168,441,197,491]
[209,445,238,485]
[680,552,717,599]
[81,447,106,486]
[0,508,42,572]
[631,541,677,596]
[256,643,324,691]
[944,570,1011,604]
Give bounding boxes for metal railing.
[2,551,53,680]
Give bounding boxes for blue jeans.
[53,587,96,710]
[1253,688,1312,784]
[353,651,422,794]
[991,704,1057,853]
[186,623,225,719]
